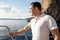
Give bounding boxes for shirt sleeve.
[47,16,58,30]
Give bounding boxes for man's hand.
[9,32,16,36]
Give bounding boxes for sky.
[0,0,40,19]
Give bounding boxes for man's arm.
[51,29,60,40]
[9,23,31,36]
[15,24,31,34]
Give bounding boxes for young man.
[9,2,60,40]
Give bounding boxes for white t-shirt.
[29,13,58,40]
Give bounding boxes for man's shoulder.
[44,13,55,21]
[44,13,50,18]
[43,13,54,20]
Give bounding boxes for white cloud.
[0,2,18,18]
[0,2,31,19]
[16,8,32,19]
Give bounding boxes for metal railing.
[0,25,14,40]
[0,25,28,40]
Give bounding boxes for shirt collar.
[35,13,45,20]
[40,13,45,17]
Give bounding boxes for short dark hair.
[31,2,41,11]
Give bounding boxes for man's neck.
[35,13,42,20]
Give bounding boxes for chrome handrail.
[0,25,14,40]
[0,25,29,40]
[24,33,28,40]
